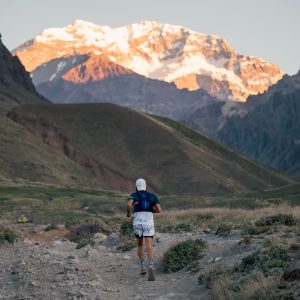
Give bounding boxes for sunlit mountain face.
[15,20,284,102]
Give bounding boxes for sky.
[0,0,299,75]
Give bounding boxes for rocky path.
[0,230,252,300]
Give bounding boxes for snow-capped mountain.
[15,20,284,102]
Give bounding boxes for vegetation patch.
[161,239,207,272]
[200,265,286,300]
[215,222,234,236]
[157,222,194,233]
[44,224,58,231]
[65,216,86,229]
[76,238,95,249]
[118,240,136,252]
[0,227,17,245]
[255,214,296,227]
[199,264,233,288]
[67,219,112,243]
[241,245,288,274]
[119,220,134,236]
[118,220,136,251]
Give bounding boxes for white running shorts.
[132,211,155,237]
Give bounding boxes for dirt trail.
[0,229,253,300]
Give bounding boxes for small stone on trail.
[123,255,131,260]
[203,228,212,234]
[24,238,33,245]
[94,232,107,241]
[30,281,40,287]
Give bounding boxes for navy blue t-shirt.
[128,191,160,213]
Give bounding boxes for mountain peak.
[16,20,284,101]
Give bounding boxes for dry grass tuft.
[153,206,300,231]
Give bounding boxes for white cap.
[136,178,146,191]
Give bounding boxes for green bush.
[241,245,288,274]
[215,222,233,236]
[45,224,58,231]
[0,227,17,245]
[65,217,81,229]
[260,245,288,273]
[241,251,260,271]
[242,225,266,236]
[161,239,207,272]
[76,238,95,249]
[119,220,134,236]
[255,214,296,227]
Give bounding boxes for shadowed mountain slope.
[0,35,48,114]
[34,55,220,120]
[217,89,300,178]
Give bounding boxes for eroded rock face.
[14,20,284,101]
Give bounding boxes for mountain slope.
[8,103,295,195]
[217,88,300,178]
[15,20,283,102]
[0,35,47,114]
[0,116,101,186]
[35,55,220,119]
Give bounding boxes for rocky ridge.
[217,72,300,178]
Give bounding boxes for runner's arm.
[152,204,162,213]
[127,199,134,217]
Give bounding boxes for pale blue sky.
[0,0,299,74]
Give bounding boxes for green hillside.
[0,115,102,187]
[7,103,296,195]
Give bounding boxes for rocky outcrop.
[0,34,35,92]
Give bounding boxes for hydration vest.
[134,191,153,213]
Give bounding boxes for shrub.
[67,219,112,243]
[241,245,288,274]
[215,222,233,236]
[242,225,261,236]
[0,227,17,245]
[161,239,207,272]
[119,220,134,236]
[45,224,58,231]
[118,240,136,252]
[255,214,296,227]
[260,245,288,273]
[76,238,95,249]
[187,260,200,273]
[65,217,81,229]
[199,264,233,288]
[241,251,260,271]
